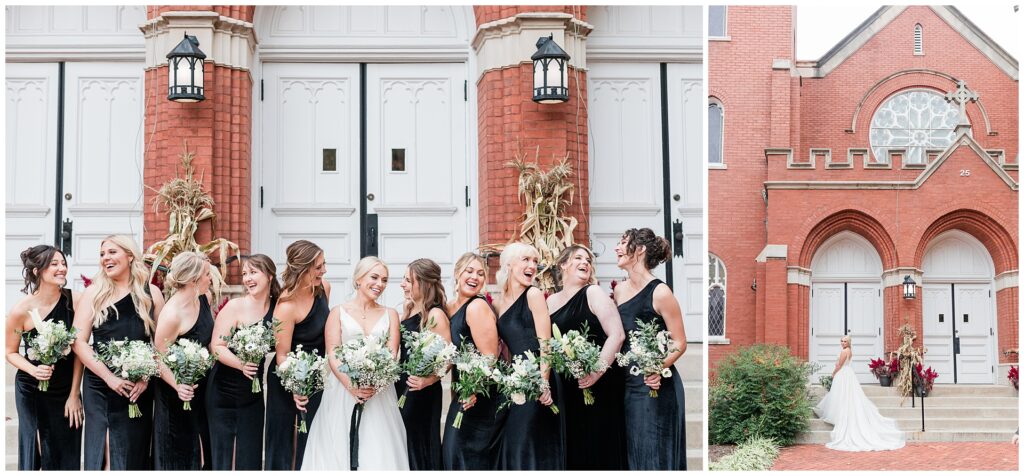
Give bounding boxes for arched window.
[708,99,724,166]
[914,24,923,55]
[869,90,961,165]
[708,253,727,339]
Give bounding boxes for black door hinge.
[464,80,467,101]
[259,186,264,208]
[465,186,470,207]
[260,79,264,101]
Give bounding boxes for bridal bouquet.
[95,338,161,418]
[398,324,457,408]
[160,338,216,410]
[450,343,499,429]
[615,320,678,397]
[23,308,77,391]
[223,319,278,393]
[542,322,608,405]
[274,345,327,433]
[335,334,401,470]
[494,350,559,414]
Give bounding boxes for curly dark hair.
[621,228,671,270]
[20,245,64,294]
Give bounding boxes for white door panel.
[810,282,881,383]
[61,62,145,290]
[810,283,844,380]
[5,63,59,311]
[954,284,994,384]
[847,282,883,380]
[923,284,955,384]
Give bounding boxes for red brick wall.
[148,5,253,22]
[144,6,254,282]
[474,5,585,26]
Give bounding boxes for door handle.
[61,219,73,257]
[672,220,683,258]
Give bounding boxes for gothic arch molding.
[798,209,899,271]
[914,209,1017,275]
[848,69,993,135]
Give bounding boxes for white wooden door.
[5,63,59,311]
[922,283,955,383]
[258,63,361,304]
[954,283,995,384]
[60,62,146,290]
[810,282,845,380]
[847,282,883,380]
[365,63,469,309]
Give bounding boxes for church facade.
[708,6,1018,385]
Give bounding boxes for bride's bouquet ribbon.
[335,333,401,470]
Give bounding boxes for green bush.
[709,344,815,446]
[709,435,780,471]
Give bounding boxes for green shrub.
[709,435,780,471]
[709,344,815,446]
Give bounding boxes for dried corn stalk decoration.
[144,143,239,301]
[894,323,925,403]
[487,145,578,292]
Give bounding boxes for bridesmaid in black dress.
[395,258,450,470]
[152,252,215,470]
[207,254,280,469]
[265,240,331,470]
[441,252,504,470]
[547,245,628,469]
[5,245,83,469]
[72,234,165,470]
[613,228,687,470]
[494,242,564,470]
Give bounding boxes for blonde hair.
[496,242,539,294]
[165,252,209,291]
[280,240,324,301]
[90,234,155,336]
[452,252,488,297]
[352,256,388,293]
[554,244,597,288]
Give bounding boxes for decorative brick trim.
[913,209,1019,275]
[797,210,899,270]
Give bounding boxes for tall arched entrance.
[921,230,997,384]
[809,231,884,383]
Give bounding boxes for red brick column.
[143,6,255,282]
[473,6,590,248]
[763,258,789,346]
[885,285,922,355]
[996,286,1018,364]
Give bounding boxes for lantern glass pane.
[168,57,178,89]
[194,59,203,89]
[175,58,193,92]
[533,59,546,91]
[560,59,568,89]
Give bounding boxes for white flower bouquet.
[450,342,499,429]
[223,319,278,393]
[542,322,608,405]
[334,334,401,470]
[398,323,456,408]
[160,338,216,410]
[23,308,77,391]
[274,345,327,433]
[95,338,161,418]
[615,319,679,397]
[495,350,558,414]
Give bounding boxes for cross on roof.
[944,80,978,125]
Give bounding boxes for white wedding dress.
[301,309,409,470]
[814,359,906,451]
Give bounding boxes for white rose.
[62,347,72,356]
[278,359,291,372]
[630,366,641,376]
[511,393,527,405]
[660,368,672,378]
[121,370,129,378]
[167,354,178,363]
[27,349,39,361]
[200,349,210,359]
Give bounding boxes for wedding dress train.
[814,361,905,451]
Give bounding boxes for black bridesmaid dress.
[206,297,276,470]
[152,294,215,470]
[82,293,155,470]
[264,293,329,470]
[550,285,628,470]
[14,289,82,470]
[395,312,443,470]
[441,296,504,470]
[618,279,686,470]
[495,286,565,470]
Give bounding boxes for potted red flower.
[914,363,939,396]
[1008,366,1018,391]
[869,357,894,387]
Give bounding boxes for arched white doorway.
[251,6,475,308]
[809,231,884,383]
[921,230,997,384]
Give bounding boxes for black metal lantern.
[167,33,206,102]
[531,34,570,104]
[902,275,917,300]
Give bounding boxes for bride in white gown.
[302,257,409,470]
[814,335,905,452]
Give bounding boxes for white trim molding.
[755,244,788,263]
[140,11,257,72]
[708,337,731,345]
[787,266,812,286]
[995,270,1018,291]
[270,205,357,217]
[882,267,923,287]
[5,6,147,62]
[472,13,592,78]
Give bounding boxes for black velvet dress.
[14,289,82,470]
[264,293,328,470]
[495,286,565,470]
[550,285,628,470]
[152,294,215,470]
[82,293,155,470]
[394,312,443,470]
[618,279,686,470]
[206,297,276,470]
[441,296,504,470]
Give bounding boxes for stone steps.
[796,428,1015,444]
[810,383,1019,397]
[679,343,704,471]
[686,448,703,471]
[807,417,1018,432]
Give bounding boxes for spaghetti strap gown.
[153,294,215,470]
[264,293,329,470]
[495,286,565,470]
[395,312,443,470]
[206,297,276,469]
[550,285,628,469]
[82,293,155,470]
[618,279,686,470]
[441,296,504,470]
[14,289,83,470]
